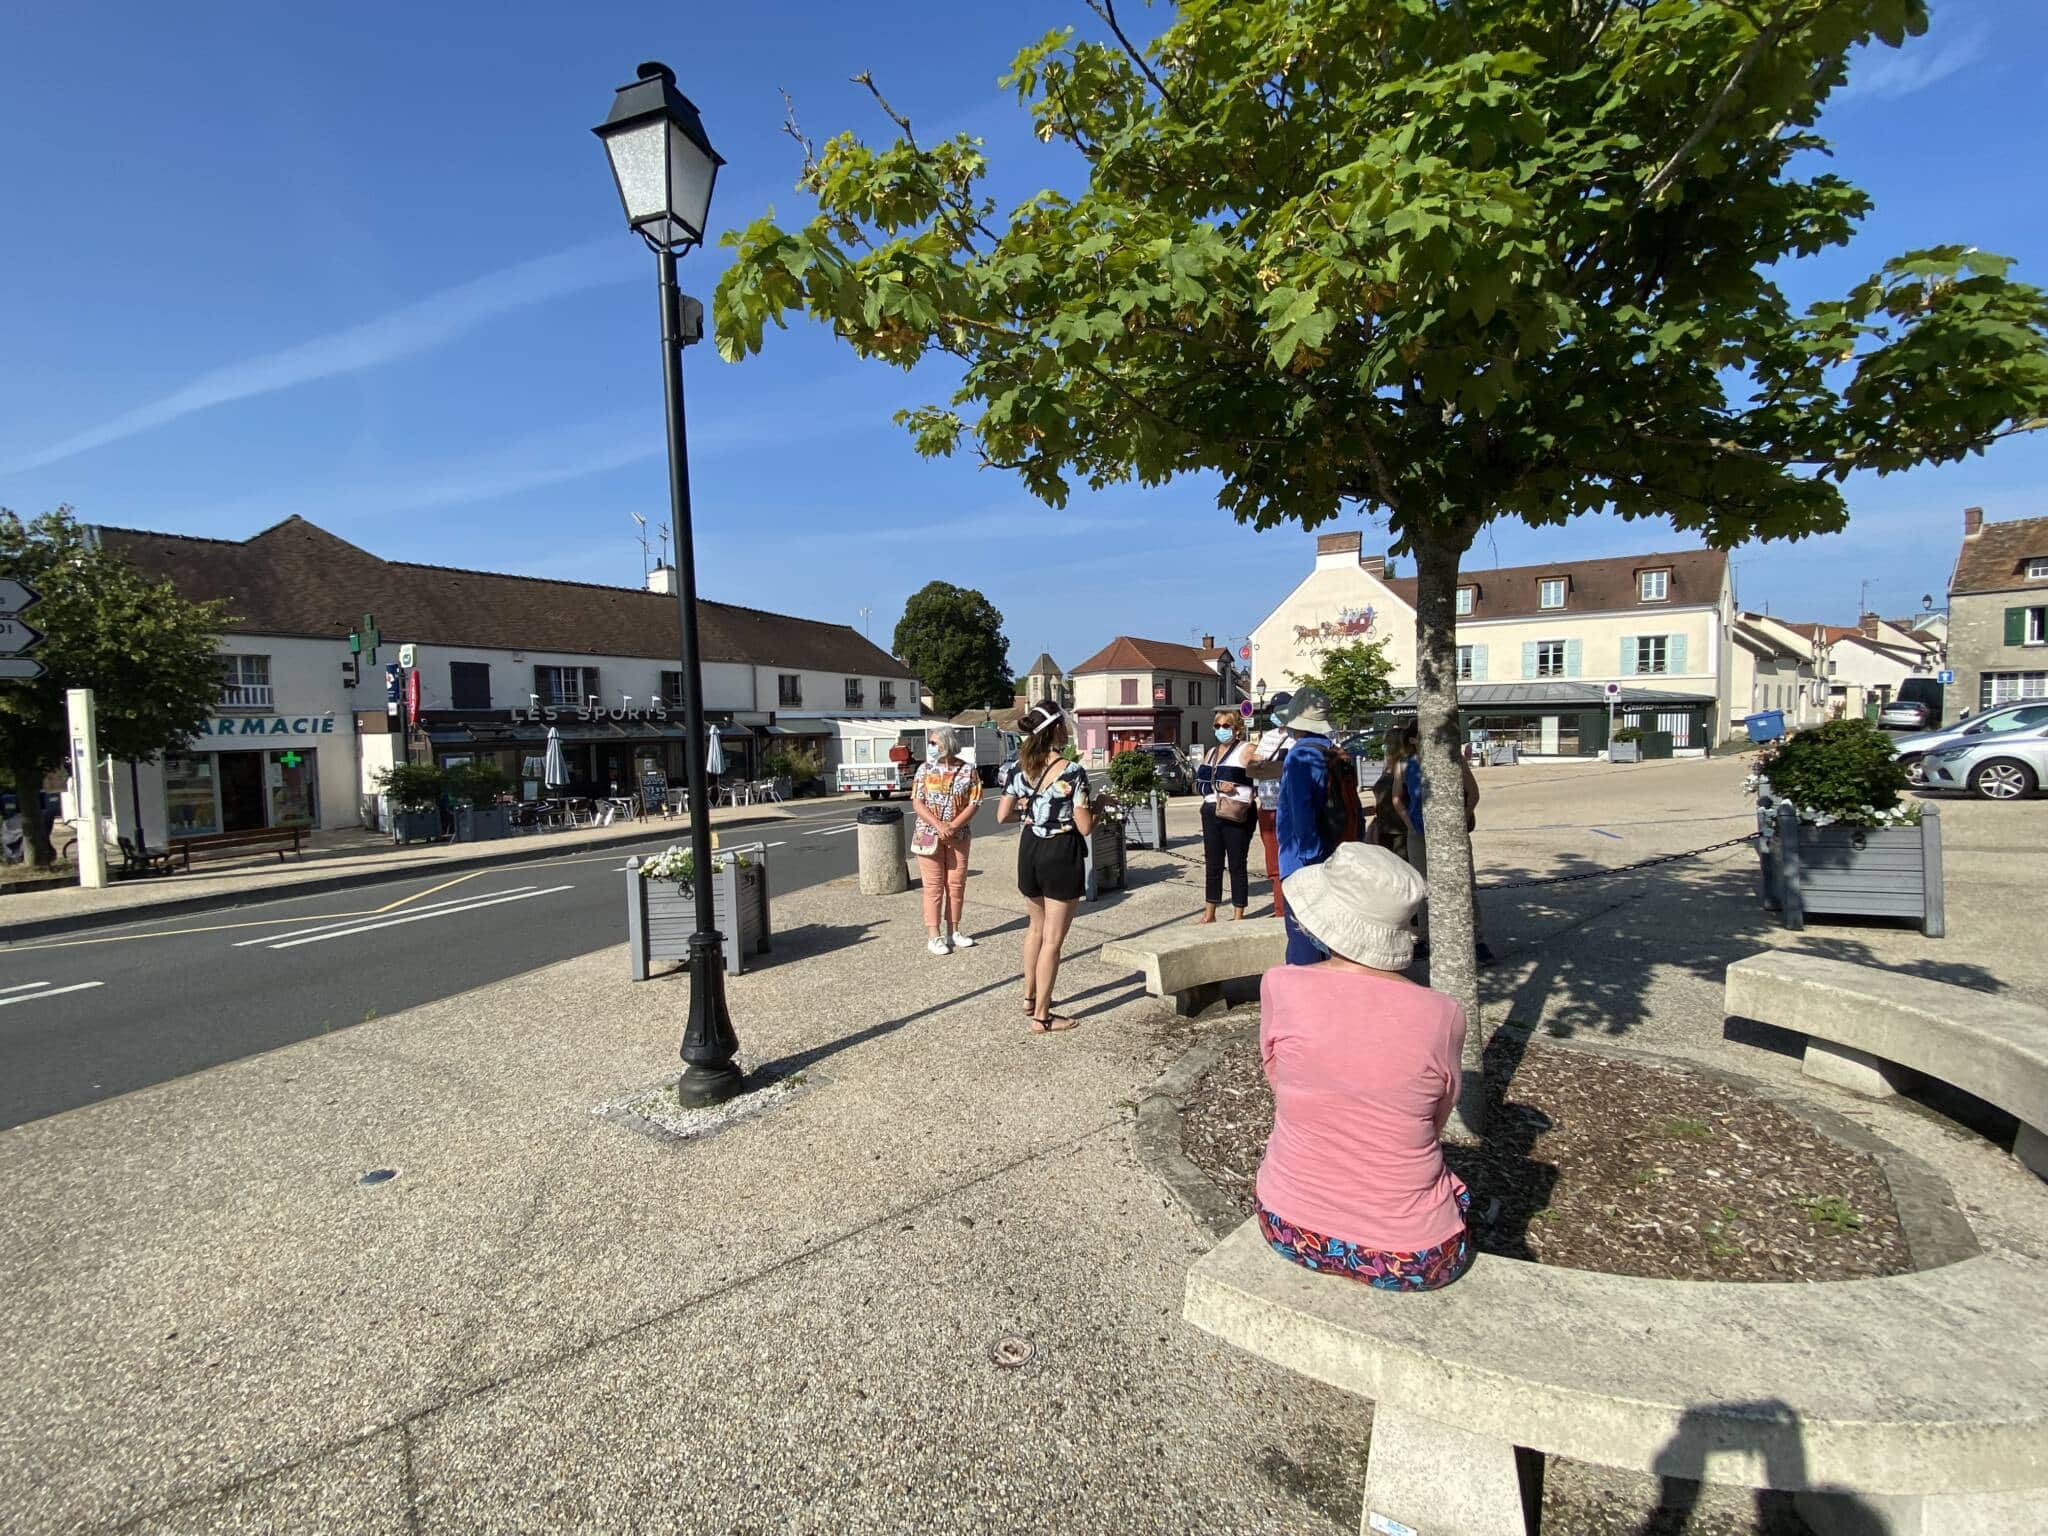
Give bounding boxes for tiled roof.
[1381,547,1727,621]
[1734,620,1802,661]
[97,515,916,678]
[1069,635,1227,675]
[1950,513,2048,596]
[1024,652,1063,678]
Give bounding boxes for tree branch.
[1640,24,1773,202]
[1084,0,1192,119]
[851,70,919,153]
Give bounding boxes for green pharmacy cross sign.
[277,751,304,768]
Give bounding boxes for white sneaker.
[927,937,951,956]
[949,931,976,949]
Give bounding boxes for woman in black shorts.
[996,702,1097,1033]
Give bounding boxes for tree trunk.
[1410,524,1486,1142]
[6,756,56,868]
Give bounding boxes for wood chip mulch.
[1179,1033,1912,1282]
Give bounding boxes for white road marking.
[803,822,858,836]
[231,888,539,947]
[264,886,575,950]
[0,981,104,1008]
[0,981,53,995]
[764,841,787,848]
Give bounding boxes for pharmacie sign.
[194,715,339,739]
[512,701,673,724]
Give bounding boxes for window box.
[626,844,773,979]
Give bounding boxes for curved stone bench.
[1101,918,1288,1015]
[1725,951,2048,1178]
[1185,1220,2048,1535]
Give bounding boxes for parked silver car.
[1890,701,2048,785]
[1878,699,1930,731]
[1920,723,2048,800]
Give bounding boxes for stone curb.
[4,811,790,942]
[1135,1020,1260,1243]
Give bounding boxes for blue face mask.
[926,742,940,763]
[1213,726,1233,744]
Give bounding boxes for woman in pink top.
[1255,842,1473,1289]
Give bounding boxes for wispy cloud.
[3,240,631,474]
[1837,7,1988,101]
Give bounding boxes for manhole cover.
[990,1336,1034,1368]
[358,1168,398,1186]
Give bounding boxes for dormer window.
[1538,577,1567,610]
[1639,569,1670,602]
[1455,586,1475,616]
[2028,556,2048,580]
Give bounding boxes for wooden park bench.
[1726,949,2048,1178]
[1101,918,1288,1015]
[116,835,175,878]
[1185,1220,2048,1535]
[171,825,306,871]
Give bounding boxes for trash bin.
[855,804,909,895]
[1744,710,1786,744]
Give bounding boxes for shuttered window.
[449,662,491,710]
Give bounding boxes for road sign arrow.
[0,616,42,656]
[0,578,42,613]
[0,658,46,682]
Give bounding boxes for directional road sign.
[1938,669,1955,685]
[0,659,45,681]
[0,578,42,613]
[0,615,42,656]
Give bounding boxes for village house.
[1946,504,2048,722]
[1067,636,1243,762]
[95,516,921,838]
[1248,532,1737,756]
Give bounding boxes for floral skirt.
[1256,1188,1473,1291]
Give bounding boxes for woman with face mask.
[1195,708,1257,923]
[910,727,982,955]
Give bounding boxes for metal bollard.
[855,804,909,895]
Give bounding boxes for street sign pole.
[67,689,109,889]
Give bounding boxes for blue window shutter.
[1521,641,1538,679]
[1564,639,1582,678]
[1620,636,1638,676]
[1472,645,1488,682]
[1668,634,1688,673]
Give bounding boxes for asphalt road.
[0,796,1000,1130]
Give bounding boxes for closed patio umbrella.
[544,726,569,790]
[704,724,726,779]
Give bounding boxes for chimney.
[1361,555,1386,577]
[1964,505,1984,537]
[1859,612,1880,637]
[647,564,678,595]
[1315,530,1362,557]
[1200,634,1215,650]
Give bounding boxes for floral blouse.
[1002,758,1092,838]
[912,760,982,829]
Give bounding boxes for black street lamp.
[595,62,741,1108]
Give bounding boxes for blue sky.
[3,1,2043,673]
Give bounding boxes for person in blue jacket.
[1272,689,1361,964]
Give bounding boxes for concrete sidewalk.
[0,801,796,942]
[4,759,2043,1533]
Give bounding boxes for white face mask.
[926,742,940,763]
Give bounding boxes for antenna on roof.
[657,523,671,570]
[859,604,873,638]
[629,512,650,578]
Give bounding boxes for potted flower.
[1753,719,1943,936]
[376,763,446,844]
[450,762,512,842]
[1106,748,1167,849]
[625,842,773,978]
[1609,725,1645,764]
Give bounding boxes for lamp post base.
[677,931,744,1107]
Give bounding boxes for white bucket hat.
[1282,843,1428,970]
[1276,685,1332,737]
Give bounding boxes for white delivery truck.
[830,718,1008,797]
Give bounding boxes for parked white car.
[1890,700,2048,785]
[1919,723,2048,800]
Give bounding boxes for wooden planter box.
[1123,794,1166,851]
[452,804,510,842]
[626,842,773,979]
[1757,800,1945,937]
[1084,819,1127,901]
[390,807,443,845]
[1609,741,1642,764]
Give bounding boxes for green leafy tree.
[892,580,1013,715]
[0,508,231,865]
[716,0,2048,1135]
[1290,637,1397,733]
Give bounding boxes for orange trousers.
[1258,808,1286,920]
[918,837,970,928]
